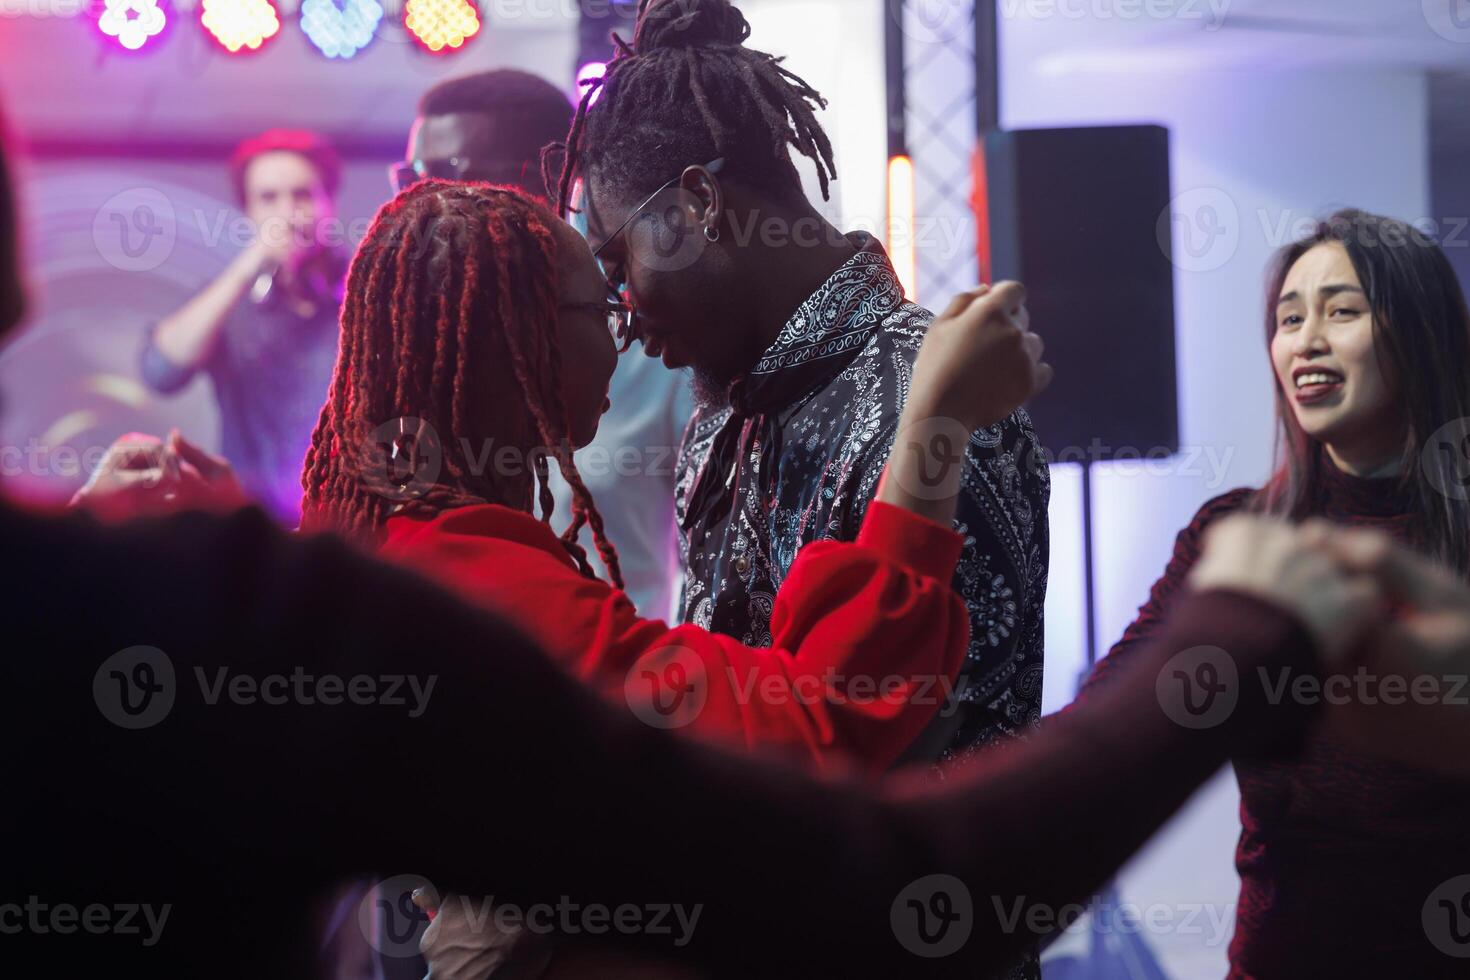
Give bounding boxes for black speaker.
[978,125,1179,461]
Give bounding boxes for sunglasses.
[388,157,537,194]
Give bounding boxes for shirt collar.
[727,233,906,417]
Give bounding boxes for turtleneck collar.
[1314,455,1414,520]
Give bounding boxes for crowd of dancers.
[6,0,1470,977]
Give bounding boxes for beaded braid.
[300,180,624,590]
[545,0,837,220]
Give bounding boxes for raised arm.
[143,240,278,389]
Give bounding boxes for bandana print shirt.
[674,235,1050,764]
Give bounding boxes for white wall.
[1002,59,1430,977]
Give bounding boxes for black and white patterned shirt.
[674,235,1050,764]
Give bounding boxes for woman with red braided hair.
[301,178,1052,780]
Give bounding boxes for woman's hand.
[1189,515,1383,663]
[909,281,1051,434]
[70,429,246,521]
[876,282,1051,527]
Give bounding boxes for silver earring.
[704,225,720,243]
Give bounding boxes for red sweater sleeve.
[382,501,968,776]
[1078,487,1254,700]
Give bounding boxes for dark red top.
[1082,463,1470,977]
[379,500,969,776]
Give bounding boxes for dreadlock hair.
[549,0,837,219]
[300,180,623,589]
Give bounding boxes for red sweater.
[1081,463,1470,977]
[379,500,967,776]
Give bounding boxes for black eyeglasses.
[560,297,636,353]
[591,157,725,262]
[586,158,724,355]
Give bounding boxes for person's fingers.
[1013,303,1031,334]
[1031,360,1055,395]
[1020,331,1045,363]
[984,280,1027,316]
[1337,532,1463,610]
[169,429,232,481]
[937,284,992,320]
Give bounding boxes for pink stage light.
[404,0,479,53]
[201,0,282,53]
[97,0,167,51]
[575,61,607,107]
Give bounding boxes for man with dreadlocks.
[557,0,1050,773]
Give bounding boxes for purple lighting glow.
[575,61,606,107]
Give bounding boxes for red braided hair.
[301,180,623,589]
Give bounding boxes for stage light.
[300,0,382,58]
[575,61,606,107]
[403,0,478,53]
[97,0,167,51]
[887,154,917,301]
[201,0,281,53]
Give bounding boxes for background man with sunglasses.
[141,129,345,525]
[398,69,693,619]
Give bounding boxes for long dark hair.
[1260,208,1470,574]
[300,180,623,588]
